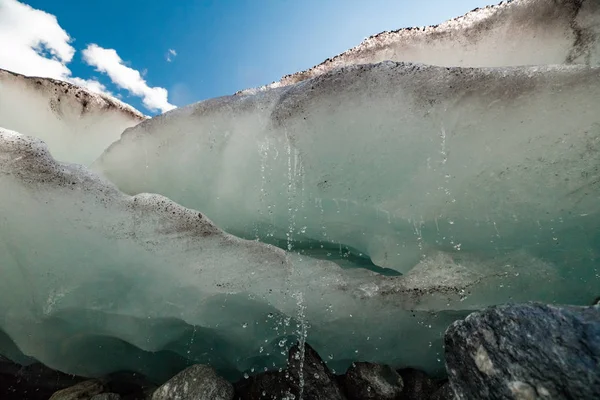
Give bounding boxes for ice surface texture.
[0,68,145,166]
[1,0,600,385]
[0,126,586,380]
[96,62,600,274]
[241,0,600,93]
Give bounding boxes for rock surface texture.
[343,362,403,400]
[48,380,106,400]
[90,394,122,400]
[444,303,600,399]
[397,368,448,400]
[235,342,346,400]
[151,364,234,400]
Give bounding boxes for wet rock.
[151,364,233,400]
[91,394,122,400]
[397,368,445,400]
[429,382,454,400]
[234,371,293,400]
[49,380,106,400]
[444,303,600,399]
[235,342,345,400]
[104,371,157,400]
[287,342,346,400]
[343,362,403,400]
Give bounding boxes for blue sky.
[1,0,496,114]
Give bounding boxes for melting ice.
[0,0,599,383]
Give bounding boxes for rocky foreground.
[1,302,598,400]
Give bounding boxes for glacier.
[240,0,600,93]
[0,0,599,387]
[95,62,600,274]
[0,68,145,166]
[0,127,590,382]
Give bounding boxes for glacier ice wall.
[242,0,600,94]
[1,0,599,385]
[0,68,145,166]
[1,127,591,380]
[95,62,600,274]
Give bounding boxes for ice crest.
[0,68,145,165]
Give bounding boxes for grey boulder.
[234,342,346,400]
[151,364,233,400]
[49,380,106,400]
[397,368,446,400]
[444,303,600,399]
[90,394,122,400]
[343,362,403,400]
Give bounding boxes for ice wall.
[240,0,600,94]
[1,0,599,384]
[0,128,593,380]
[0,68,146,165]
[95,62,600,273]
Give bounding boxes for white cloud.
[0,0,107,95]
[166,48,177,62]
[82,44,175,112]
[0,0,73,79]
[0,0,174,113]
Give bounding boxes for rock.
[234,342,345,400]
[397,368,445,400]
[234,371,294,400]
[151,364,233,400]
[49,380,106,400]
[342,362,403,400]
[287,342,346,400]
[91,394,122,400]
[104,371,157,399]
[444,303,600,399]
[430,382,455,400]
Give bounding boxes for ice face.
[0,68,145,166]
[1,0,600,386]
[1,128,593,381]
[95,62,600,274]
[241,0,600,94]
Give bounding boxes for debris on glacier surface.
[0,68,146,166]
[0,127,591,381]
[239,0,600,94]
[95,62,600,274]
